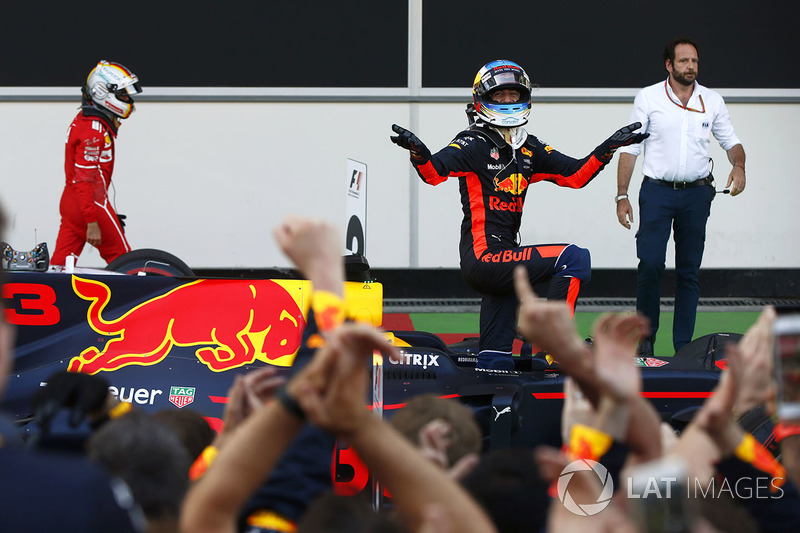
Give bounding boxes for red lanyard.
[664,80,705,113]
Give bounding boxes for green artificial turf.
[407,310,762,357]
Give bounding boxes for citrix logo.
[391,351,440,369]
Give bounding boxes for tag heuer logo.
[169,386,196,408]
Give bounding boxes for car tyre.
[105,248,194,277]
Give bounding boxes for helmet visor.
[115,90,133,103]
[114,81,141,103]
[119,81,142,96]
[491,71,524,88]
[477,68,530,100]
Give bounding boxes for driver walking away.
[391,59,647,370]
[51,60,142,267]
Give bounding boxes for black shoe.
[476,351,515,371]
[638,339,654,357]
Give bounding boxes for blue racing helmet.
[472,60,532,127]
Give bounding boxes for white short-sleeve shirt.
[618,78,741,182]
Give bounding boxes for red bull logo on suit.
[493,173,529,195]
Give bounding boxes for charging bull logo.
[493,173,529,195]
[68,276,306,374]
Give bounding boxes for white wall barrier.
[1,96,798,270]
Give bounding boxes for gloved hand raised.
[593,122,649,162]
[390,124,431,164]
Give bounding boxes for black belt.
[644,175,713,190]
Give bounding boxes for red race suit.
[52,109,130,266]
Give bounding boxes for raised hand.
[215,367,285,449]
[513,266,588,368]
[240,366,286,415]
[692,343,746,456]
[560,377,595,444]
[594,122,649,162]
[273,215,343,295]
[390,124,432,164]
[295,322,400,438]
[592,313,649,403]
[417,419,452,470]
[733,306,776,417]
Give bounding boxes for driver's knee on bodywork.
[546,245,590,316]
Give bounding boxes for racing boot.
[638,337,655,357]
[476,350,515,371]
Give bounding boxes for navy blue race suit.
[413,123,607,363]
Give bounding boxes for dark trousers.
[478,276,581,353]
[636,179,714,352]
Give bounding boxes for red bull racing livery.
[0,268,773,501]
[2,271,380,434]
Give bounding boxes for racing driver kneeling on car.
[391,59,647,370]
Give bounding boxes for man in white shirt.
[615,36,746,356]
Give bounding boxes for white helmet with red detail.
[84,60,142,119]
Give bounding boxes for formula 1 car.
[0,246,773,496]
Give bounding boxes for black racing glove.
[390,124,431,164]
[593,122,649,163]
[33,371,111,433]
